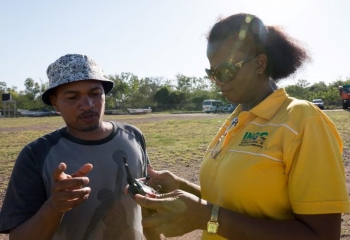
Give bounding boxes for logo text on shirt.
[239,131,268,148]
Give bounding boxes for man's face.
[50,80,106,138]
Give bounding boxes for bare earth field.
[0,113,349,239]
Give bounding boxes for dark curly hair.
[207,13,310,81]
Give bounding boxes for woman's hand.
[146,165,182,193]
[134,189,210,237]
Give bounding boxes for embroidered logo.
[239,131,268,148]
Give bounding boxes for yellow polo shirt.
[200,88,350,239]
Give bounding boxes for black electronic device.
[123,156,157,196]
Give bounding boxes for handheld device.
[123,156,157,196]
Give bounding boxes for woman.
[134,13,350,239]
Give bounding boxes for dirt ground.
[0,113,349,239]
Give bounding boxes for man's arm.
[10,163,93,240]
[10,199,64,240]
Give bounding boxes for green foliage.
[0,82,7,94]
[285,77,350,108]
[24,78,43,101]
[5,73,350,111]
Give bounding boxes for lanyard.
[211,117,238,159]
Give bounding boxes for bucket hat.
[42,54,114,106]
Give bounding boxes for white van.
[202,99,225,113]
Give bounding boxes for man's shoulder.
[27,129,63,149]
[110,121,146,147]
[15,129,64,168]
[111,121,142,135]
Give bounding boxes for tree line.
[1,74,349,113]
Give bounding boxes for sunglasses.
[205,55,256,82]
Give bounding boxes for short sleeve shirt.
[0,121,149,239]
[200,89,350,239]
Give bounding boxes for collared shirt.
[200,88,350,239]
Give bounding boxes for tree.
[285,79,310,100]
[154,87,170,110]
[106,74,129,109]
[309,81,327,93]
[24,78,41,100]
[169,91,186,109]
[0,81,7,95]
[22,78,47,110]
[176,74,192,91]
[3,73,350,111]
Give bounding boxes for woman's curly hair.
[207,13,310,81]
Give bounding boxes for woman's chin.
[221,91,233,101]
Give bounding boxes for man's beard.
[81,124,99,132]
[78,110,101,132]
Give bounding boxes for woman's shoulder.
[286,97,322,115]
[282,97,335,129]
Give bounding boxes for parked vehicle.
[202,99,225,113]
[312,99,324,110]
[338,84,350,109]
[223,104,236,113]
[127,108,152,115]
[18,109,60,117]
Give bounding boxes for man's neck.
[66,121,114,141]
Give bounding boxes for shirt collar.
[232,88,288,120]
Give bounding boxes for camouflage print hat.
[41,54,114,106]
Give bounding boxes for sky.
[1,0,349,91]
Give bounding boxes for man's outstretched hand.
[50,162,93,213]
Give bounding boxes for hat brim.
[41,80,114,106]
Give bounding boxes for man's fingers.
[53,163,93,182]
[53,187,91,201]
[71,163,93,177]
[51,188,91,212]
[53,162,68,181]
[53,177,90,191]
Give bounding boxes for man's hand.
[50,162,93,213]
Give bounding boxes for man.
[0,54,154,239]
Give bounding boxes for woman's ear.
[255,54,268,74]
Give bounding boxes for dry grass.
[0,111,349,239]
